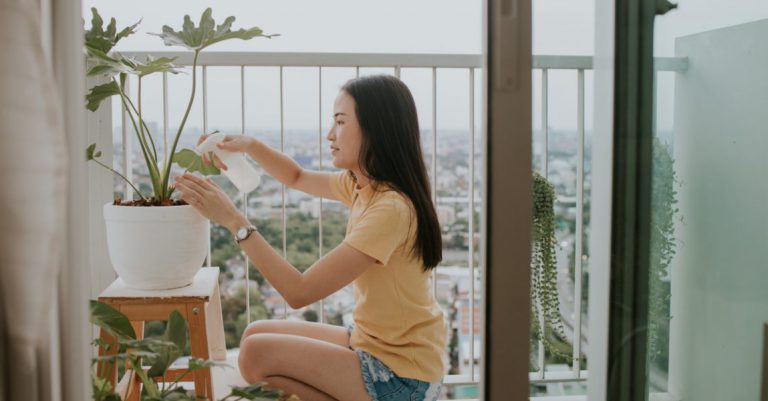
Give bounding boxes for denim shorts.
[345,324,443,401]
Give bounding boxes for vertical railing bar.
[121,77,133,200]
[203,65,212,267]
[468,67,476,381]
[280,66,288,320]
[395,66,401,78]
[356,66,360,78]
[162,72,169,168]
[318,66,325,324]
[538,68,549,380]
[241,66,251,324]
[542,68,549,177]
[573,69,585,376]
[431,66,438,297]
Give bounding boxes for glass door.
[646,2,768,401]
[603,0,768,400]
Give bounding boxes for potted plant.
[91,300,299,400]
[84,8,276,289]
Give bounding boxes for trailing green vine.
[648,137,680,363]
[531,172,570,365]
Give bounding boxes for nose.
[326,127,335,141]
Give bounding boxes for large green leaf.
[147,310,187,378]
[85,47,134,78]
[89,300,136,340]
[173,148,221,176]
[85,81,121,112]
[84,8,140,54]
[149,8,278,51]
[131,56,183,77]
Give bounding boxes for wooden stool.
[97,267,226,400]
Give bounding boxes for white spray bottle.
[195,132,261,194]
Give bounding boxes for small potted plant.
[84,8,276,289]
[90,300,299,400]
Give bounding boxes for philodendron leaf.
[85,47,135,78]
[86,81,120,112]
[89,300,137,340]
[173,148,221,176]
[131,55,183,77]
[149,8,278,52]
[84,8,140,54]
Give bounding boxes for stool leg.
[207,281,227,361]
[96,328,118,388]
[187,302,213,400]
[127,321,144,398]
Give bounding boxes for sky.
[83,0,768,134]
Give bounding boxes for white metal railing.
[110,52,687,396]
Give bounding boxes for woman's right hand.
[197,134,256,171]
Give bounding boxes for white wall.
[669,18,768,401]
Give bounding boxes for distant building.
[437,205,456,226]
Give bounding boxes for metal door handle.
[656,0,678,16]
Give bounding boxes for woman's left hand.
[173,173,245,232]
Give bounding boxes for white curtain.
[0,0,89,399]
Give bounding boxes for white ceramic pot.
[103,202,208,290]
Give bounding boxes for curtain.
[0,0,68,400]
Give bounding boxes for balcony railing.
[99,51,687,399]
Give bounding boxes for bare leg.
[238,333,372,401]
[241,319,350,348]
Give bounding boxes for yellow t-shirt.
[329,171,447,383]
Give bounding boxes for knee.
[240,320,277,344]
[243,320,280,339]
[238,335,268,383]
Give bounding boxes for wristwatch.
[234,224,257,244]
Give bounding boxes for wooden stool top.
[98,267,220,304]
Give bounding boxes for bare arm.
[227,214,375,309]
[246,139,338,200]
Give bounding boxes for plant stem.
[121,86,159,163]
[130,356,160,398]
[115,78,163,197]
[161,51,200,201]
[90,158,148,201]
[137,77,159,162]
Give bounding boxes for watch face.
[237,227,248,239]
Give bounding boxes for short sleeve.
[344,198,411,265]
[329,171,356,207]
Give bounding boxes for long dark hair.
[342,75,442,271]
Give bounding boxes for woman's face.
[327,90,363,172]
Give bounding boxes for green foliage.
[302,309,319,322]
[89,300,288,401]
[85,81,121,112]
[174,148,222,176]
[530,173,570,365]
[90,300,137,340]
[148,8,279,51]
[83,8,276,203]
[648,138,679,363]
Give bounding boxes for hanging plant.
[648,137,679,362]
[530,172,570,365]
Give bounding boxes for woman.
[174,75,446,401]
